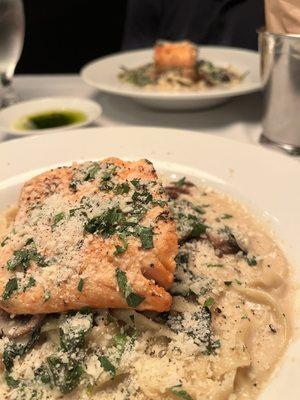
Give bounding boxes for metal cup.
[258,30,300,155]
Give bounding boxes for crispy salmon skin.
[0,158,178,314]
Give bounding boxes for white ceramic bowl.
[0,127,299,400]
[0,97,102,136]
[81,47,261,110]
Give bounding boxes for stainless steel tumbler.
[259,31,300,155]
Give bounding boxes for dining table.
[0,74,263,146]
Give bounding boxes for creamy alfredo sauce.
[0,176,291,400]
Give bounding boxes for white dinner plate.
[0,127,299,399]
[0,97,102,136]
[81,47,261,110]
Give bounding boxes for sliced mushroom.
[0,309,44,339]
[206,227,245,257]
[165,180,195,200]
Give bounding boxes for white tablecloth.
[0,74,262,144]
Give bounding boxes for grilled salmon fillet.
[154,40,197,70]
[0,158,178,314]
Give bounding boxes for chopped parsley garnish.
[114,245,127,255]
[114,233,128,256]
[152,199,167,207]
[47,356,83,394]
[6,240,47,271]
[99,180,115,191]
[138,226,154,249]
[246,256,257,266]
[206,263,223,268]
[131,179,141,188]
[35,364,52,385]
[1,236,10,247]
[166,308,219,354]
[85,204,154,250]
[101,165,117,181]
[52,212,65,228]
[170,385,193,400]
[69,207,81,217]
[69,179,79,192]
[113,333,128,358]
[204,297,215,308]
[174,177,186,187]
[2,278,18,300]
[99,356,116,376]
[188,219,207,239]
[193,205,206,215]
[83,162,100,181]
[44,290,51,302]
[84,207,125,237]
[7,249,31,271]
[221,214,233,219]
[23,277,36,292]
[132,189,152,204]
[170,199,208,243]
[113,182,130,195]
[5,373,20,388]
[3,326,41,371]
[116,268,145,307]
[77,278,84,292]
[59,312,93,352]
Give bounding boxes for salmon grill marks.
[0,158,178,314]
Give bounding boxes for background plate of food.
[81,42,261,110]
[0,127,299,400]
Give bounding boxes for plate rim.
[0,125,298,169]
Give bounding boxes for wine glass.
[0,0,25,108]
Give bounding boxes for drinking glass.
[0,0,25,108]
[259,30,300,156]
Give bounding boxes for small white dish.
[81,46,261,110]
[0,97,102,136]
